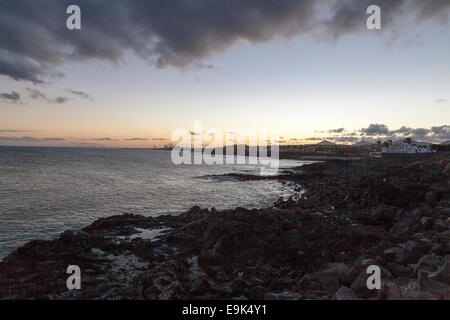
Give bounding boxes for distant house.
[353,140,372,147]
[312,140,338,153]
[316,140,336,146]
[353,140,376,150]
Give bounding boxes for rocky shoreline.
[0,155,449,300]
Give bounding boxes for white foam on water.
[129,227,170,241]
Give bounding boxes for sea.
[0,147,311,259]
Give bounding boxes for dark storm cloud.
[26,88,47,100]
[326,136,359,143]
[431,125,450,135]
[0,136,64,142]
[409,128,430,137]
[0,91,20,102]
[360,123,389,136]
[328,128,345,134]
[26,88,69,104]
[0,136,37,142]
[327,123,450,143]
[193,63,219,70]
[0,53,46,84]
[0,1,448,83]
[294,124,450,144]
[390,126,431,137]
[305,137,323,141]
[393,126,411,134]
[53,96,69,104]
[430,125,450,141]
[326,0,450,38]
[65,89,94,101]
[124,138,148,141]
[86,137,117,141]
[412,0,450,22]
[151,138,168,141]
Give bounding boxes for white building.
[381,142,435,154]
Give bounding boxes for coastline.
[0,154,449,299]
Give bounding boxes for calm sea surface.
[0,147,310,259]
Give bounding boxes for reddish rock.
[428,261,450,285]
[425,191,438,205]
[293,274,321,292]
[420,279,450,299]
[383,281,402,300]
[438,159,448,168]
[443,163,450,176]
[401,289,437,300]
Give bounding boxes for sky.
[0,0,449,148]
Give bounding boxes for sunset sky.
[0,1,449,147]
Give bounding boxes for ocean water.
[0,147,309,259]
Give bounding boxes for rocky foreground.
[0,155,449,300]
